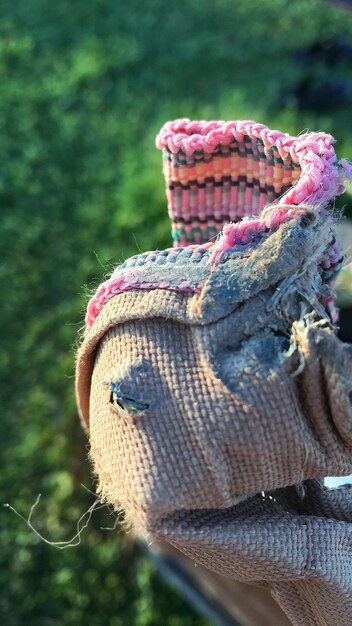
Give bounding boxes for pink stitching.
[84,206,308,334]
[85,274,200,334]
[208,205,310,265]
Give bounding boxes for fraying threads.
[339,157,352,182]
[291,349,306,378]
[3,488,118,549]
[295,482,307,498]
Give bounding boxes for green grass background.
[1,1,352,624]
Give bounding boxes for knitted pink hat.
[85,118,351,335]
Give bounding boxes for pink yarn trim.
[156,118,352,207]
[85,206,308,334]
[85,272,200,334]
[208,205,310,264]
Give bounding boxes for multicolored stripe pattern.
[84,119,352,333]
[156,119,351,246]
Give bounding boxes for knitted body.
[76,120,352,626]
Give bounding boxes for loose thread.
[4,491,107,550]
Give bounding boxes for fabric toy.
[76,119,352,626]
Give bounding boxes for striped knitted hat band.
[85,118,352,334]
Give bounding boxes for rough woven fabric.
[76,215,352,626]
[76,118,352,626]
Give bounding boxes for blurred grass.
[1,1,352,624]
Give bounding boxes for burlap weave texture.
[76,215,352,626]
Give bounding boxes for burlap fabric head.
[76,120,352,626]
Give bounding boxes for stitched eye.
[109,391,149,413]
[107,384,149,414]
[109,390,125,411]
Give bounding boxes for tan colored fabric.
[76,214,352,626]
